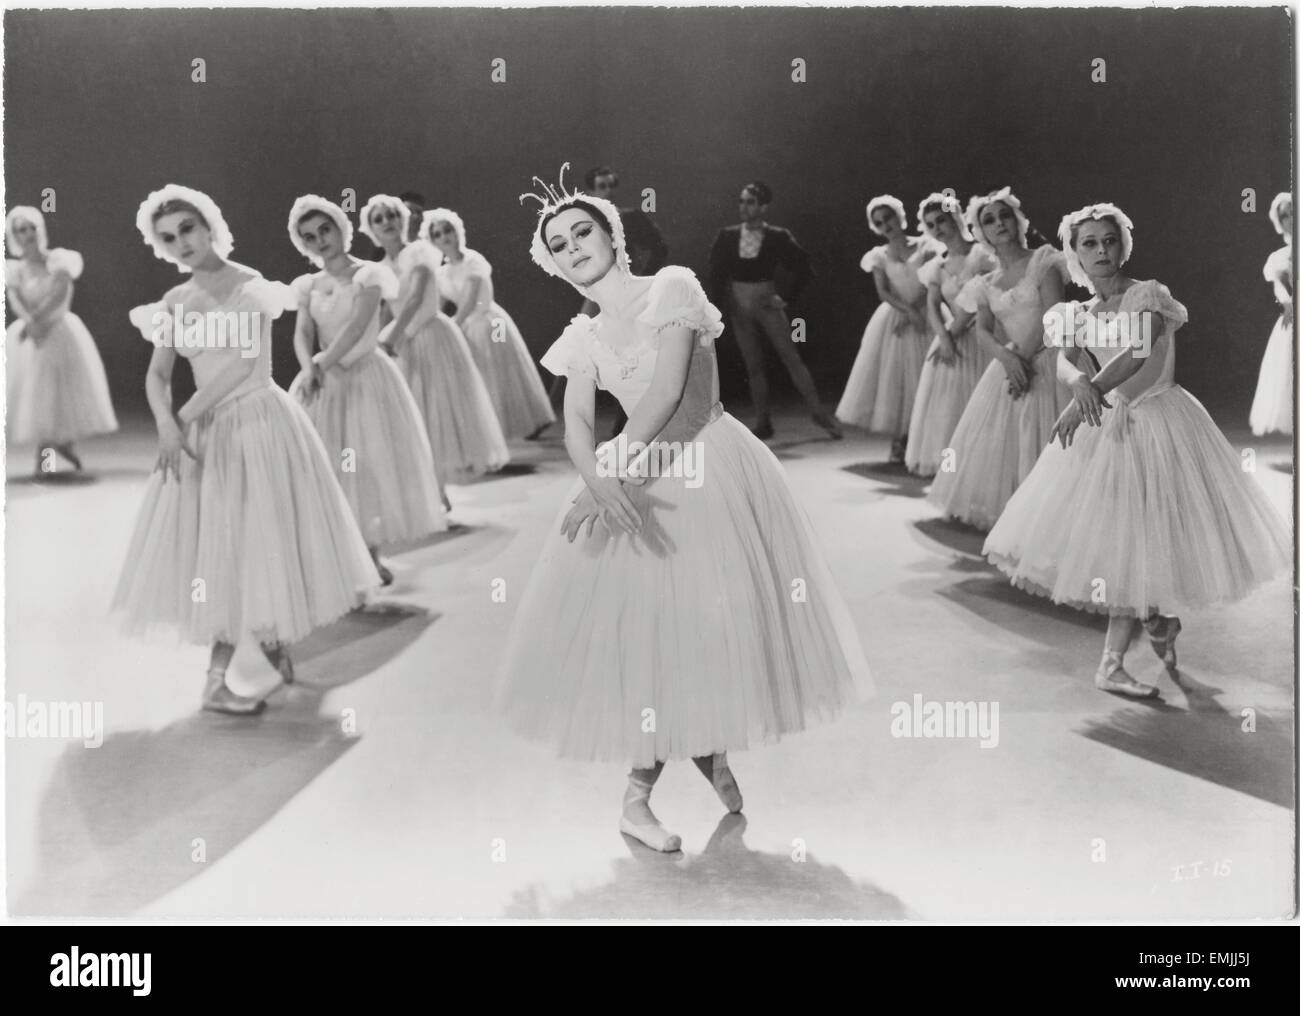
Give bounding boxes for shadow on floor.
[1079,668,1294,808]
[842,461,930,498]
[935,573,1107,643]
[10,603,436,916]
[909,516,990,557]
[503,814,912,920]
[10,708,359,916]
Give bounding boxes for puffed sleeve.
[539,315,599,381]
[1264,247,1292,284]
[353,261,400,301]
[955,274,988,315]
[968,243,998,276]
[1041,300,1076,348]
[128,300,172,345]
[406,239,441,272]
[4,259,21,287]
[1120,280,1188,334]
[234,276,297,320]
[860,246,888,274]
[1027,245,1069,288]
[635,265,725,347]
[290,273,316,304]
[917,254,944,288]
[46,248,84,280]
[464,250,493,278]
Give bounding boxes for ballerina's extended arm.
[1052,313,1167,448]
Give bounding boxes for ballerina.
[904,193,997,477]
[707,180,841,440]
[111,185,380,714]
[362,194,509,492]
[1249,192,1293,437]
[495,167,869,852]
[835,194,940,462]
[928,187,1084,530]
[5,206,118,477]
[285,195,447,586]
[984,204,1291,698]
[424,207,556,440]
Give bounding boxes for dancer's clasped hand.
[156,416,197,480]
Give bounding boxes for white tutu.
[462,303,556,438]
[1249,313,1293,436]
[835,242,934,435]
[495,267,868,767]
[905,329,991,477]
[5,250,117,445]
[985,384,1291,615]
[383,316,511,479]
[290,350,447,546]
[111,385,380,645]
[928,348,1076,531]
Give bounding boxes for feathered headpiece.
[135,184,234,272]
[287,194,354,267]
[5,205,48,255]
[422,207,466,251]
[520,162,628,287]
[866,194,908,235]
[965,187,1030,249]
[358,194,410,247]
[917,192,974,242]
[1057,202,1135,293]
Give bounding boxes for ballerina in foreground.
[495,167,869,852]
[112,185,379,714]
[983,204,1291,698]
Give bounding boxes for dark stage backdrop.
[3,6,1293,420]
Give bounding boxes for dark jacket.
[708,224,813,307]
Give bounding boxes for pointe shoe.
[1094,652,1159,699]
[1143,614,1182,672]
[620,776,682,852]
[375,561,394,587]
[889,437,908,464]
[813,412,843,440]
[710,752,744,814]
[57,445,83,471]
[750,419,775,440]
[202,670,267,715]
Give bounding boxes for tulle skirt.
[383,315,510,479]
[928,347,1076,531]
[289,350,447,546]
[1249,314,1293,436]
[5,312,118,444]
[835,304,929,435]
[984,384,1291,615]
[111,384,379,645]
[462,304,555,439]
[494,410,869,767]
[905,328,992,477]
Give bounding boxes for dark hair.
[399,190,426,206]
[540,198,614,246]
[920,199,950,222]
[584,166,618,191]
[296,208,335,233]
[152,198,208,229]
[742,181,772,205]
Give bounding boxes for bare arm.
[386,264,430,344]
[292,292,318,373]
[454,275,485,328]
[614,327,694,457]
[25,272,71,323]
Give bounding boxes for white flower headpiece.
[917,192,974,242]
[422,207,466,251]
[1268,191,1292,237]
[5,205,49,255]
[1057,202,1135,293]
[866,194,907,235]
[135,184,234,272]
[358,194,410,247]
[965,187,1030,249]
[287,194,354,268]
[520,162,628,288]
